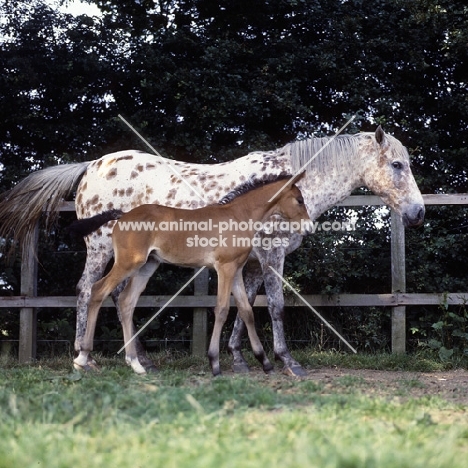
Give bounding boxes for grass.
[0,351,466,467]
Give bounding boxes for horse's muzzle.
[402,204,425,228]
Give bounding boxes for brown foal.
[72,172,310,376]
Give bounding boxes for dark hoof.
[232,363,250,373]
[137,354,159,373]
[282,365,307,377]
[144,363,159,373]
[264,366,275,375]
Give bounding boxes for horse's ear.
[290,171,306,185]
[375,125,386,145]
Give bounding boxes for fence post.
[391,210,406,353]
[192,268,209,356]
[19,223,39,363]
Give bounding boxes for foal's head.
[267,171,310,231]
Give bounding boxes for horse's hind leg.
[231,268,273,374]
[228,260,264,373]
[117,259,160,375]
[75,246,113,368]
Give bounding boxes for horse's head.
[362,126,425,228]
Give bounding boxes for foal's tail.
[0,162,91,257]
[67,209,124,238]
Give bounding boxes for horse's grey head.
[362,127,425,228]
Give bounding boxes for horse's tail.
[67,209,124,238]
[0,162,91,257]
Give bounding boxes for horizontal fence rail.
[1,193,468,362]
[1,292,468,309]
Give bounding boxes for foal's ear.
[289,170,306,186]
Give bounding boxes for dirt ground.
[304,367,468,404]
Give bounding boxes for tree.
[1,0,468,356]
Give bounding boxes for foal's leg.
[111,280,158,373]
[228,260,264,373]
[231,268,273,374]
[207,263,237,376]
[231,233,306,377]
[73,261,143,371]
[118,259,160,375]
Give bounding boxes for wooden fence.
[2,193,468,363]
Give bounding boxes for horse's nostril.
[417,207,425,221]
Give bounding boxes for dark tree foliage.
[1,0,467,358]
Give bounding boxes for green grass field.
[0,351,467,468]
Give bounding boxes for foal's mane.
[218,173,290,205]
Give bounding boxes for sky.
[55,0,101,17]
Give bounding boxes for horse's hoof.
[263,365,275,375]
[282,365,307,377]
[232,363,250,373]
[73,361,100,373]
[144,363,159,373]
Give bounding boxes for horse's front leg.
[231,268,273,374]
[262,246,307,377]
[228,260,264,373]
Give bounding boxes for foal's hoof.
[282,365,307,377]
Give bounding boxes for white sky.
[55,0,101,17]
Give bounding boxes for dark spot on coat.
[85,194,100,210]
[115,155,134,162]
[106,168,117,179]
[166,188,177,200]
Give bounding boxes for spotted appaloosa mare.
[0,127,425,376]
[70,173,310,376]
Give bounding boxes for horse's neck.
[290,140,365,220]
[301,171,362,220]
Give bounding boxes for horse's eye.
[297,196,304,205]
[392,161,403,170]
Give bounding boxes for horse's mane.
[218,173,290,205]
[287,134,362,177]
[286,132,408,177]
